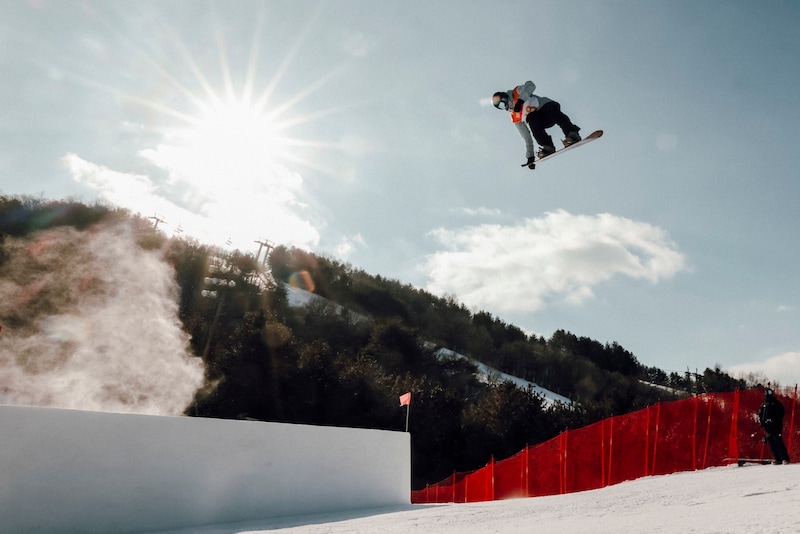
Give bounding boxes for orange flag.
[399,392,411,406]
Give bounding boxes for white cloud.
[63,153,156,206]
[727,352,800,387]
[334,233,366,259]
[422,210,686,313]
[61,153,320,252]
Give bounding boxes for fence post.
[523,444,529,497]
[702,393,714,469]
[788,385,798,458]
[601,419,606,488]
[490,455,495,501]
[651,403,661,476]
[728,389,740,461]
[607,416,615,487]
[644,405,650,476]
[562,429,569,494]
[692,395,699,470]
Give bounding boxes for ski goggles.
[492,93,509,110]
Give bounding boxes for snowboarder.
[492,81,582,169]
[758,388,790,464]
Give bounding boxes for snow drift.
[0,221,203,414]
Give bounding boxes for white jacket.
[503,81,554,158]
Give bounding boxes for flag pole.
[400,392,411,432]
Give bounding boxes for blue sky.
[3,1,800,385]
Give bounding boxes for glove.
[513,99,525,113]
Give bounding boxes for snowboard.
[723,458,774,467]
[522,129,604,169]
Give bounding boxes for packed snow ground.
[162,463,800,533]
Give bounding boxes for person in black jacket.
[758,388,790,464]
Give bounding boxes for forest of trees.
[0,196,755,488]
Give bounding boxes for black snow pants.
[525,101,580,149]
[766,432,790,464]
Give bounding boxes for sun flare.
[193,99,285,155]
[66,4,358,251]
[172,97,291,179]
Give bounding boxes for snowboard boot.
[562,131,581,147]
[537,145,556,159]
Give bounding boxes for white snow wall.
[0,405,411,533]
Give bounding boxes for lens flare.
[288,270,315,292]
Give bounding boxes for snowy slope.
[285,285,571,405]
[159,463,800,533]
[283,284,367,322]
[434,347,572,406]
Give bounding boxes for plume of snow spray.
[0,220,204,415]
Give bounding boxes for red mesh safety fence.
[563,420,604,493]
[527,432,564,497]
[494,448,526,500]
[464,458,493,502]
[411,387,799,504]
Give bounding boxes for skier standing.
[758,388,790,464]
[492,81,581,168]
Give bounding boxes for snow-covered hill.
[433,347,572,406]
[162,462,800,533]
[284,284,368,322]
[284,285,572,406]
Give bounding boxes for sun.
[131,46,351,198]
[118,3,361,195]
[130,31,320,199]
[133,86,315,249]
[172,96,291,180]
[192,98,285,158]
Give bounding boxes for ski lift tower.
[254,238,275,267]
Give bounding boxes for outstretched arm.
[514,121,535,159]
